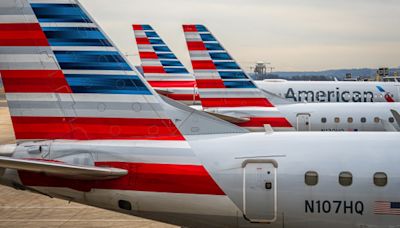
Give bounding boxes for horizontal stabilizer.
[204,111,250,124]
[0,156,127,180]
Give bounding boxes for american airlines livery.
[181,24,400,131]
[132,24,199,105]
[255,80,400,103]
[0,1,399,228]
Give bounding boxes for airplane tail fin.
[132,24,199,105]
[0,1,245,142]
[183,25,293,131]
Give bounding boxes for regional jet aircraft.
[133,24,400,131]
[0,1,399,228]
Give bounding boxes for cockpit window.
[305,171,318,186]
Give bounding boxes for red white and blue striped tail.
[183,24,294,131]
[0,1,245,141]
[132,24,200,105]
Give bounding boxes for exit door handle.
[265,182,272,190]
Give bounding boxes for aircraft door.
[243,160,277,223]
[296,113,311,131]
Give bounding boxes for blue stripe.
[195,25,208,32]
[54,51,131,71]
[145,31,159,38]
[161,60,184,67]
[210,52,232,61]
[205,43,224,51]
[200,34,217,42]
[223,80,256,89]
[65,74,151,95]
[42,27,111,46]
[376,86,385,92]
[149,39,165,45]
[157,53,177,60]
[219,71,247,79]
[164,68,189,74]
[153,46,171,52]
[31,3,92,23]
[141,25,153,30]
[214,62,241,70]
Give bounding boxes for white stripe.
[0,54,57,64]
[141,60,162,66]
[137,45,154,51]
[55,140,191,149]
[40,23,97,28]
[199,89,266,98]
[6,93,159,104]
[0,15,38,23]
[51,46,117,51]
[184,32,202,42]
[133,30,146,37]
[144,75,196,81]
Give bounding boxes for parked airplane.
[255,80,400,103]
[0,1,400,228]
[181,24,400,131]
[132,24,199,105]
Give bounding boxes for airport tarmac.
[0,107,176,228]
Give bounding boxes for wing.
[0,156,127,180]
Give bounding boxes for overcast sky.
[80,0,400,71]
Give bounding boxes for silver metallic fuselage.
[1,132,399,227]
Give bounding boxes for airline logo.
[132,24,199,104]
[284,86,394,103]
[376,86,395,102]
[0,0,183,141]
[183,24,293,131]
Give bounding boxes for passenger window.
[374,117,380,123]
[361,117,366,123]
[389,117,395,123]
[339,171,353,186]
[374,172,387,187]
[305,171,318,186]
[347,117,353,123]
[321,117,327,123]
[334,117,340,123]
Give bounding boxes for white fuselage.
[255,80,400,103]
[205,102,400,131]
[2,132,399,228]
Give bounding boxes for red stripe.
[191,60,216,70]
[11,117,184,141]
[136,37,150,45]
[132,24,144,30]
[201,98,274,108]
[0,23,49,46]
[149,81,196,88]
[187,41,206,51]
[385,94,395,102]
[165,93,201,102]
[196,79,225,88]
[0,70,72,93]
[139,52,158,59]
[238,117,292,128]
[18,162,225,195]
[142,66,166,74]
[183,25,198,32]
